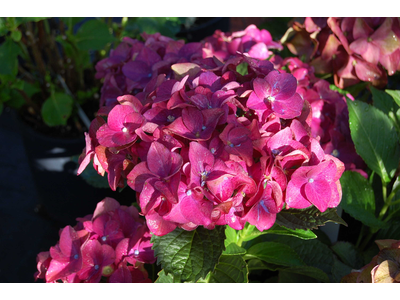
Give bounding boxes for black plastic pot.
[18,115,136,227]
[176,17,230,42]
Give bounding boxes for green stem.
[383,206,400,223]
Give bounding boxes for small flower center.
[134,249,140,256]
[167,115,175,122]
[267,96,275,102]
[101,236,107,242]
[94,265,100,270]
[74,254,79,260]
[332,149,340,157]
[122,127,128,133]
[308,178,314,183]
[186,190,192,196]
[210,148,216,154]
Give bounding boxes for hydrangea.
[34,197,155,283]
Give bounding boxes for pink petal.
[304,178,331,212]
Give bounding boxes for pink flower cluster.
[79,25,346,236]
[284,17,400,89]
[34,197,155,283]
[271,56,367,176]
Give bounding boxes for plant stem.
[355,224,365,248]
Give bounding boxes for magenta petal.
[304,179,331,212]
[107,105,135,131]
[182,107,203,134]
[96,124,118,147]
[127,161,154,192]
[92,197,120,220]
[179,189,213,226]
[59,226,81,259]
[244,199,277,231]
[272,92,304,119]
[109,265,132,283]
[122,60,151,82]
[147,141,182,178]
[112,131,136,146]
[266,70,297,99]
[146,210,177,236]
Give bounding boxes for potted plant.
[34,18,400,283]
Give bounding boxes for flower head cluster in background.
[35,197,155,283]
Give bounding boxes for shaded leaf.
[275,207,347,231]
[41,93,73,126]
[279,265,330,283]
[331,241,365,269]
[74,19,115,51]
[247,258,282,272]
[208,255,248,283]
[385,89,400,108]
[331,256,353,283]
[224,225,239,247]
[339,171,387,229]
[275,236,334,275]
[151,226,225,282]
[0,38,20,76]
[244,241,305,267]
[371,86,398,116]
[347,98,400,182]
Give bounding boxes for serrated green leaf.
[224,225,239,247]
[331,241,365,269]
[247,258,282,272]
[223,243,246,255]
[0,38,21,76]
[275,206,347,231]
[386,89,400,108]
[347,99,400,182]
[276,236,334,275]
[41,92,73,126]
[155,269,174,283]
[74,19,115,51]
[151,226,226,282]
[339,171,387,229]
[331,256,353,283]
[244,241,305,267]
[208,255,248,283]
[279,265,330,283]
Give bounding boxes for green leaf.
[155,270,174,283]
[236,62,249,76]
[279,265,330,283]
[275,206,347,231]
[244,241,305,267]
[223,243,246,256]
[151,226,226,282]
[14,17,48,26]
[331,241,365,269]
[371,86,397,115]
[331,256,353,283]
[208,255,248,283]
[134,17,182,38]
[275,236,334,275]
[10,30,21,42]
[41,92,73,126]
[0,38,21,76]
[0,17,8,36]
[347,98,400,182]
[237,223,317,244]
[386,89,400,108]
[74,19,115,51]
[339,171,387,229]
[224,225,239,247]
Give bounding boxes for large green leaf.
[385,89,400,108]
[151,226,226,282]
[331,256,353,283]
[208,255,248,283]
[237,223,317,244]
[275,236,334,276]
[339,171,387,229]
[331,241,365,269]
[0,38,20,76]
[279,265,330,283]
[244,241,305,267]
[223,243,246,256]
[41,93,73,126]
[347,98,400,182]
[275,207,347,230]
[74,19,115,51]
[371,86,398,116]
